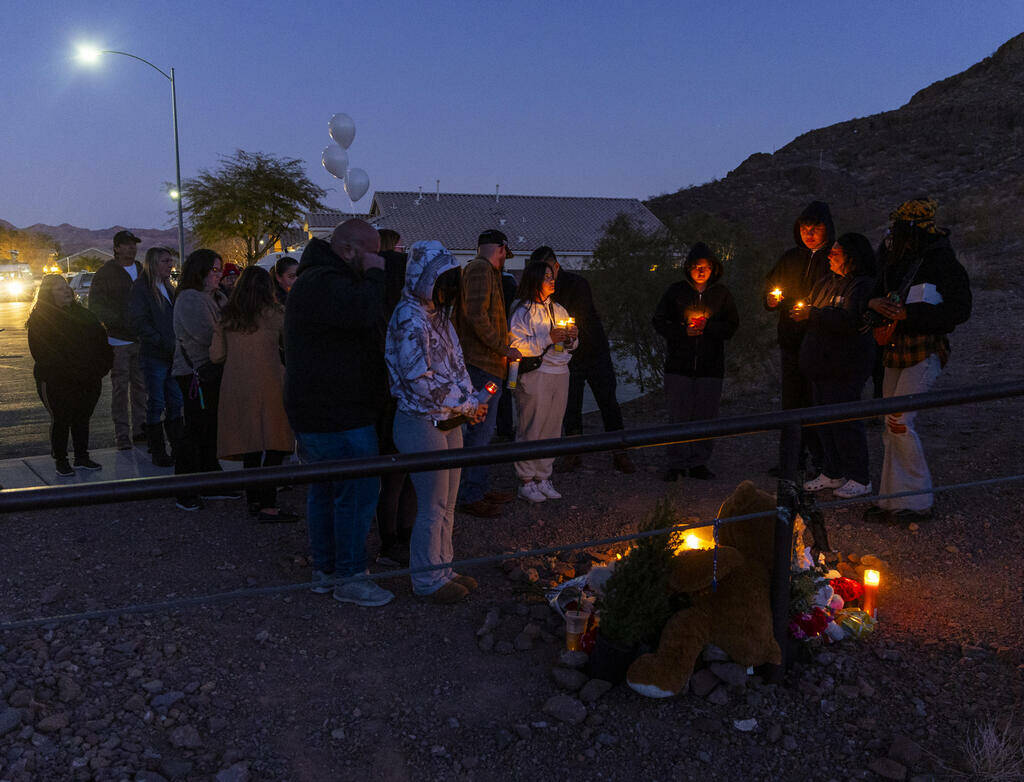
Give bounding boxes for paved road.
[0,300,644,462]
[0,301,116,460]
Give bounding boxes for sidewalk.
[0,445,243,491]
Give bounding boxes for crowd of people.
[23,196,972,606]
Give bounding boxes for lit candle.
[554,320,567,351]
[684,533,703,550]
[862,569,880,617]
[794,300,806,310]
[769,287,783,306]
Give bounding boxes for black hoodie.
[764,201,835,352]
[652,245,739,378]
[283,237,388,433]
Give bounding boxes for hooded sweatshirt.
[764,201,835,352]
[652,244,739,378]
[283,237,388,433]
[27,301,113,384]
[798,271,876,382]
[385,241,479,421]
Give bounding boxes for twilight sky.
[2,0,1022,230]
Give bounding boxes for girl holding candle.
[386,241,489,604]
[509,260,578,503]
[652,242,739,481]
[791,232,877,498]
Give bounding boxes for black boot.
[164,417,185,468]
[149,422,174,468]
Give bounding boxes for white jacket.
[509,298,578,374]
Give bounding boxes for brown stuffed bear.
[626,480,782,698]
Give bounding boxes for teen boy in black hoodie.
[764,201,835,479]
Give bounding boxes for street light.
[75,44,186,266]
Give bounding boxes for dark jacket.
[88,259,142,341]
[764,201,835,352]
[380,249,409,319]
[273,282,288,307]
[127,276,176,362]
[551,269,611,368]
[283,237,388,433]
[28,302,113,385]
[872,232,972,338]
[798,272,876,382]
[652,257,739,378]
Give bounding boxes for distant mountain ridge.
[0,220,183,256]
[647,32,1024,259]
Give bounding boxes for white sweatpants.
[514,370,570,482]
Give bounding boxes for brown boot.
[431,581,470,604]
[613,451,636,474]
[452,574,479,591]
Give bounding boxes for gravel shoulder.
[1,284,1022,781]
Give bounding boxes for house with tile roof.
[303,191,664,270]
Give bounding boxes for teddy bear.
[626,480,783,698]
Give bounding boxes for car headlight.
[4,281,24,296]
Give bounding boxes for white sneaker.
[536,479,562,499]
[333,576,394,607]
[518,482,547,504]
[803,474,846,492]
[834,479,872,499]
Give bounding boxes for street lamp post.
[76,47,186,265]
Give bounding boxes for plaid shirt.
[455,257,508,378]
[883,332,949,369]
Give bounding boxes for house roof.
[57,247,114,262]
[305,211,370,230]
[308,192,664,252]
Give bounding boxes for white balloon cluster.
[322,113,370,203]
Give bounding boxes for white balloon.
[321,146,349,179]
[344,168,369,202]
[328,113,356,149]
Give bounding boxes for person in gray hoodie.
[386,241,489,605]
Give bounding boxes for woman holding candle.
[652,243,739,481]
[386,241,489,604]
[27,275,113,477]
[791,232,877,498]
[210,266,297,522]
[509,260,578,503]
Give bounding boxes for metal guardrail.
[1,380,1022,513]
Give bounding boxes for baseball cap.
[113,230,141,246]
[477,229,514,258]
[222,262,241,278]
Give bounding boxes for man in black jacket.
[539,248,635,474]
[764,201,834,479]
[88,230,147,450]
[284,219,394,607]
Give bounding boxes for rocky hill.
[0,221,182,258]
[647,32,1024,263]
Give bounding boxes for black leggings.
[241,450,289,509]
[36,377,101,460]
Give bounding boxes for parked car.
[0,264,37,302]
[68,271,95,303]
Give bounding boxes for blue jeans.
[457,366,503,503]
[140,354,183,425]
[296,427,380,578]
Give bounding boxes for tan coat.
[211,308,294,459]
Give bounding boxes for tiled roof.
[305,210,371,230]
[307,192,664,252]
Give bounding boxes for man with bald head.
[284,218,394,607]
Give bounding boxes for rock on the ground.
[709,661,748,687]
[578,679,612,704]
[706,686,729,705]
[551,667,588,691]
[169,724,202,748]
[888,735,923,767]
[543,694,587,725]
[557,650,588,669]
[0,707,22,736]
[868,757,908,780]
[689,668,720,698]
[215,762,251,782]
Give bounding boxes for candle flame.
[864,569,880,586]
[771,288,782,297]
[684,534,702,550]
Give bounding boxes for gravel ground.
[1,285,1022,782]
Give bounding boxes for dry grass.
[962,719,1024,780]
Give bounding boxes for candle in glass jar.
[862,569,880,617]
[554,320,567,351]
